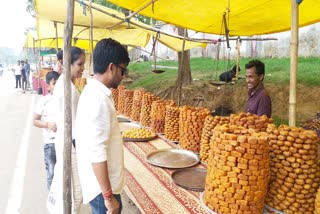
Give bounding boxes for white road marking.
[5,95,36,214]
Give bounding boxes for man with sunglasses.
[75,38,130,214]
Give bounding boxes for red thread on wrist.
[103,189,113,200]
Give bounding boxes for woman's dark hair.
[93,38,130,74]
[71,47,85,64]
[245,60,265,76]
[56,50,63,61]
[46,71,60,84]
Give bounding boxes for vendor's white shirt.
[75,78,124,204]
[34,94,56,144]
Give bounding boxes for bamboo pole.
[177,28,187,106]
[33,37,36,55]
[54,21,59,53]
[235,38,240,80]
[106,0,159,29]
[89,0,94,70]
[63,0,75,213]
[53,2,279,45]
[289,0,299,127]
[75,0,263,44]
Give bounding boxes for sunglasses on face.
[116,64,127,76]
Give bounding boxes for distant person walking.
[21,61,27,92]
[24,59,31,88]
[14,60,22,89]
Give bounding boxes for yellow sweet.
[122,128,156,139]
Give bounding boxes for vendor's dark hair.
[245,60,265,76]
[71,47,85,64]
[93,38,130,74]
[57,50,63,61]
[46,71,60,84]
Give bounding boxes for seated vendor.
[244,60,272,117]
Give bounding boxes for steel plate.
[123,135,157,142]
[199,192,217,214]
[199,192,284,214]
[172,168,207,192]
[146,149,200,169]
[117,115,131,123]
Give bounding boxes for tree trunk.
[176,27,192,88]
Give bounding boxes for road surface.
[0,70,47,214]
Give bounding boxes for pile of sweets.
[204,124,270,214]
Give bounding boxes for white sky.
[0,0,35,51]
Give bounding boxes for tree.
[26,0,36,17]
[176,27,192,88]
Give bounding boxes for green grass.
[127,57,320,89]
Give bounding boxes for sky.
[0,0,35,52]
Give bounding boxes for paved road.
[0,70,48,214]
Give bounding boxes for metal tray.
[172,168,207,192]
[199,192,217,214]
[146,148,200,169]
[117,115,131,123]
[123,135,157,142]
[199,192,285,214]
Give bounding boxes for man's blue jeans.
[89,193,122,214]
[44,143,56,190]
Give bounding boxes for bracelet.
[103,189,113,201]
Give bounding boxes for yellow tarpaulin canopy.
[25,31,97,51]
[107,0,320,36]
[32,19,150,49]
[33,0,206,51]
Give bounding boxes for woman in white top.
[14,60,22,88]
[47,47,90,214]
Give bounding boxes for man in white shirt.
[75,38,129,214]
[33,71,60,190]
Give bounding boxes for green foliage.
[95,0,154,25]
[127,57,320,88]
[0,48,20,65]
[26,0,36,16]
[94,0,120,10]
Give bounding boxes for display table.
[123,137,210,214]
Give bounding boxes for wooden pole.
[106,0,158,29]
[289,0,299,126]
[177,28,187,106]
[33,37,36,55]
[63,0,75,213]
[54,21,59,53]
[89,0,94,71]
[71,0,231,44]
[235,38,240,80]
